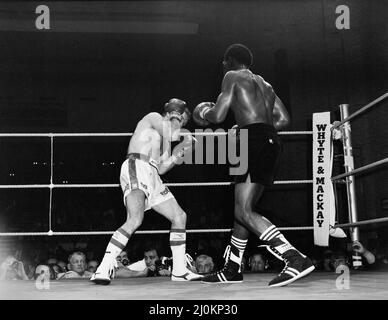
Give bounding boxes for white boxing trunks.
[119,153,175,211]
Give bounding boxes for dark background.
[0,0,387,261]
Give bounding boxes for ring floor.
[0,271,387,300]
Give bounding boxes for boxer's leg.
[91,190,145,285]
[235,176,314,287]
[234,175,272,235]
[153,198,202,281]
[105,189,145,260]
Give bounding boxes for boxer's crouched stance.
[91,99,202,285]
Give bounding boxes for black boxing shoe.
[268,250,315,287]
[201,246,243,284]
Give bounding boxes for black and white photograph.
[0,0,387,310]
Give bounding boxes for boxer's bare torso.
[128,113,174,162]
[228,69,275,128]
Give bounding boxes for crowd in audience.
[1,235,387,282]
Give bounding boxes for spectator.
[332,251,348,270]
[352,240,375,265]
[87,260,99,274]
[47,258,58,265]
[57,260,67,273]
[116,250,130,267]
[49,264,62,280]
[115,248,171,278]
[0,256,29,280]
[249,253,268,273]
[57,251,93,279]
[323,250,333,271]
[195,254,214,275]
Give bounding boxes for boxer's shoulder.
[223,70,241,81]
[144,112,163,123]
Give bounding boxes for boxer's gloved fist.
[172,135,198,164]
[193,102,215,126]
[229,124,239,137]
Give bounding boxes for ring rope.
[49,136,54,231]
[331,157,388,181]
[0,227,313,237]
[0,180,313,189]
[331,92,388,131]
[2,217,388,237]
[0,131,312,138]
[335,217,388,228]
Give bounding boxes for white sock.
[259,225,295,255]
[170,229,186,275]
[230,235,248,265]
[102,228,130,263]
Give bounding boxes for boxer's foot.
[201,246,243,284]
[171,269,203,281]
[90,258,117,285]
[201,265,243,284]
[268,252,315,287]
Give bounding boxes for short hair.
[144,248,158,255]
[195,254,214,266]
[224,43,253,67]
[68,251,86,263]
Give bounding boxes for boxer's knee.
[123,211,144,233]
[235,204,256,225]
[234,204,245,224]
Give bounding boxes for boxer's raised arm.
[204,71,236,124]
[272,95,290,131]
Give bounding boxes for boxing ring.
[0,92,388,300]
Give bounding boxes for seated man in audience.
[57,251,93,279]
[116,250,131,267]
[352,240,375,266]
[249,252,268,273]
[47,258,58,265]
[195,255,214,275]
[87,260,99,274]
[115,248,171,278]
[57,260,67,273]
[0,255,29,280]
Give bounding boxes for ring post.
[339,104,362,268]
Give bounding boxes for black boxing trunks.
[234,123,282,186]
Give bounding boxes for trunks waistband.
[238,122,277,134]
[127,153,158,170]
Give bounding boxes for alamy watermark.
[335,265,350,290]
[138,126,250,176]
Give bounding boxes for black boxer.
[193,43,314,287]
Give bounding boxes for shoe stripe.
[217,273,224,282]
[220,273,227,282]
[260,226,276,240]
[287,267,300,274]
[285,270,297,277]
[285,268,298,276]
[269,266,315,287]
